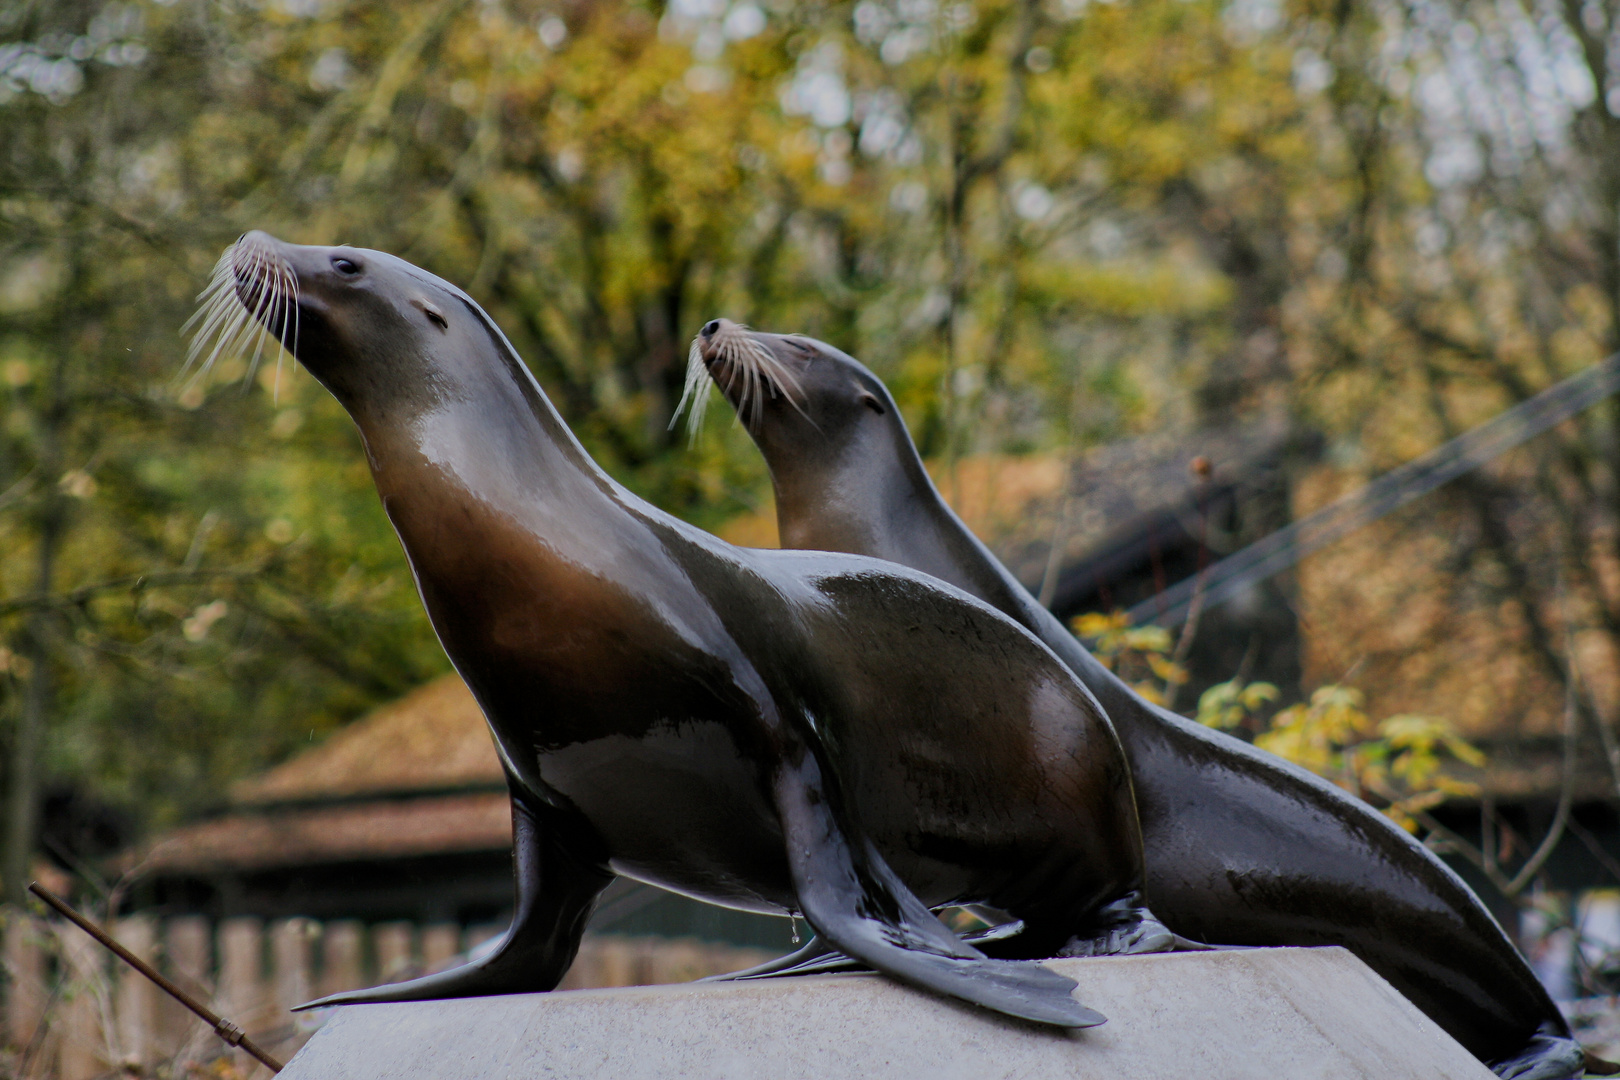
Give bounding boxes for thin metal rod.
[1124,352,1620,627]
[27,882,285,1073]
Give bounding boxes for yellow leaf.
[1147,654,1189,684]
[1121,625,1173,654]
[1133,681,1168,706]
[1072,611,1129,638]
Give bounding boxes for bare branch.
[0,565,269,619]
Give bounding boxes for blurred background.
[7,0,1620,1072]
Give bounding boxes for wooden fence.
[0,909,772,1079]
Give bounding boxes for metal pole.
[27,882,284,1073]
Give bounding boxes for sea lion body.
[691,320,1585,1079]
[206,233,1167,1028]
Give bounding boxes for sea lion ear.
[858,391,886,416]
[414,298,449,331]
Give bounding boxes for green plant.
[1074,610,1485,832]
[1202,680,1484,832]
[1070,610,1187,707]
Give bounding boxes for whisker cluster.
[670,336,716,445]
[671,323,808,443]
[181,235,299,391]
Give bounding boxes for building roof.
[233,674,503,807]
[1293,463,1620,746]
[139,792,511,875]
[719,424,1296,589]
[132,674,509,879]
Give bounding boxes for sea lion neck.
[767,418,927,556]
[353,314,647,586]
[766,418,1005,603]
[357,317,612,501]
[765,409,1138,753]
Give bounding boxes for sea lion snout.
[675,318,812,433]
[695,318,746,365]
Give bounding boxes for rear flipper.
[775,757,1104,1028]
[704,936,840,981]
[296,792,611,1010]
[1487,1022,1590,1080]
[1053,892,1175,958]
[1167,935,1253,952]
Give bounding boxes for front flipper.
[775,758,1104,1029]
[296,789,611,1010]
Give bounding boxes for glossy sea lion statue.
[687,318,1593,1080]
[188,233,1177,1029]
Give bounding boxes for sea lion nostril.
[702,320,721,337]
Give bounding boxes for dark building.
[125,676,794,951]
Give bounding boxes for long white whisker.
[747,339,813,425]
[748,352,764,430]
[677,323,817,442]
[670,337,715,445]
[183,237,299,397]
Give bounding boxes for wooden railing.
[0,909,772,1078]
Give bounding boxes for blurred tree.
[4,0,1492,904]
[1271,0,1620,778]
[0,0,454,903]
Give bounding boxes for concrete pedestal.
[279,946,1494,1079]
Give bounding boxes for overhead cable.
[1125,352,1620,628]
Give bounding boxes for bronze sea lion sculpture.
[189,232,1176,1028]
[687,318,1589,1080]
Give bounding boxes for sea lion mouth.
[671,318,808,441]
[183,231,299,386]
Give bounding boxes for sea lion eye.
[331,255,361,276]
[422,302,448,330]
[859,392,886,416]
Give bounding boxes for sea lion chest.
[388,483,798,909]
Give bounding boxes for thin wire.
[1124,352,1620,627]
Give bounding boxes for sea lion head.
[681,318,900,462]
[187,231,500,423]
[682,319,927,551]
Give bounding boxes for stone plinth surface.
[279,946,1494,1079]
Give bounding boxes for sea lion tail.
[720,919,1032,981]
[1055,893,1176,958]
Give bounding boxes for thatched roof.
[139,792,511,874]
[233,674,503,806]
[135,674,508,877]
[720,422,1295,571]
[722,435,1614,797]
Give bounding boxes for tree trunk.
[4,352,66,908]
